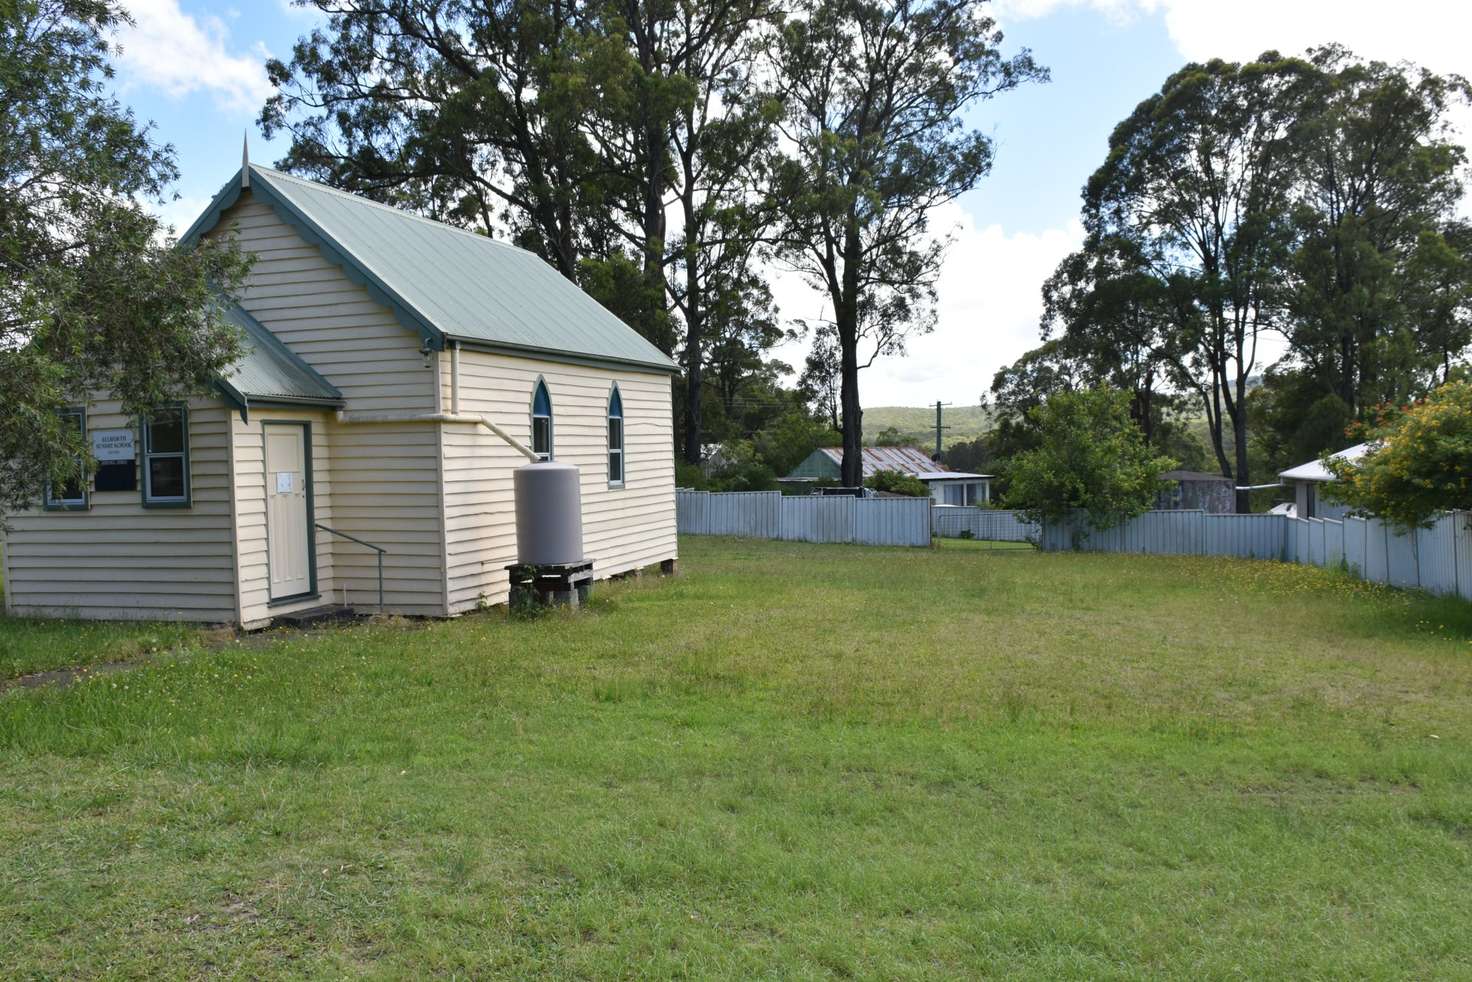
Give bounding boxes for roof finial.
[242,133,251,189]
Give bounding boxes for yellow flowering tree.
[1325,380,1472,528]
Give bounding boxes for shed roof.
[915,470,993,482]
[812,446,942,479]
[215,303,343,411]
[1279,443,1372,483]
[183,165,677,374]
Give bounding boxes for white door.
[265,425,311,600]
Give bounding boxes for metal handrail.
[314,522,387,612]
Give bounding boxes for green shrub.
[865,469,929,497]
[1005,387,1173,530]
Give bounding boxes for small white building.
[916,470,992,507]
[1,162,678,627]
[1278,443,1371,520]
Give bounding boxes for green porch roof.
[182,165,677,374]
[216,303,344,412]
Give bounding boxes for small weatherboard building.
[780,445,991,505]
[0,162,677,628]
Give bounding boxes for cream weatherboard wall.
[440,350,677,613]
[208,191,436,414]
[1,396,237,621]
[211,189,449,623]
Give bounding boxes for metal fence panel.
[931,507,1038,541]
[1202,513,1283,559]
[1344,516,1367,574]
[1457,513,1472,602]
[702,490,781,538]
[1324,520,1345,569]
[855,498,932,546]
[1363,518,1389,585]
[781,495,855,543]
[676,491,930,547]
[1416,514,1459,597]
[1385,523,1420,589]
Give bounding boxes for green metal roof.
[216,303,344,411]
[183,165,677,374]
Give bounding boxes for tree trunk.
[839,328,863,487]
[683,340,703,465]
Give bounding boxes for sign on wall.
[92,428,135,462]
[91,427,137,492]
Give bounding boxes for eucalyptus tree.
[767,0,1045,486]
[0,0,248,518]
[261,0,611,282]
[1283,45,1471,413]
[1086,53,1316,509]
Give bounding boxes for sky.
[116,0,1472,409]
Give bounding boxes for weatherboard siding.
[231,411,449,625]
[210,192,436,414]
[2,396,238,622]
[440,351,677,613]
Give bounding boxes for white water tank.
[514,461,584,565]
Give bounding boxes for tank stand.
[505,561,595,609]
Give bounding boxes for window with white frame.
[531,379,553,461]
[43,408,88,510]
[607,384,624,485]
[142,406,189,506]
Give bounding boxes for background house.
[1155,470,1235,513]
[780,446,992,505]
[0,163,678,627]
[1278,443,1370,520]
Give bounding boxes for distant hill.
[862,405,993,449]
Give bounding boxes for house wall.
[229,410,449,625]
[784,449,842,482]
[2,396,238,622]
[213,189,449,622]
[209,191,437,413]
[439,349,677,613]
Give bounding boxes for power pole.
[934,400,950,460]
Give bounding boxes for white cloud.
[996,0,1472,77]
[771,205,1084,407]
[114,0,272,112]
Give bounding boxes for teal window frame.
[530,378,553,461]
[607,383,624,487]
[43,407,89,511]
[140,404,191,508]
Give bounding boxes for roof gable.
[183,166,676,374]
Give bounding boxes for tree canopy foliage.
[1005,388,1173,531]
[768,0,1045,485]
[0,0,247,518]
[997,47,1471,513]
[1324,379,1472,529]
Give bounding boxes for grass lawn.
[0,573,207,680]
[3,537,1472,977]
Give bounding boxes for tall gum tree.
[1086,53,1317,511]
[768,0,1045,486]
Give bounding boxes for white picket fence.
[675,490,931,547]
[931,507,1038,542]
[1040,509,1472,601]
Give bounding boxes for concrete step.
[270,604,358,629]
